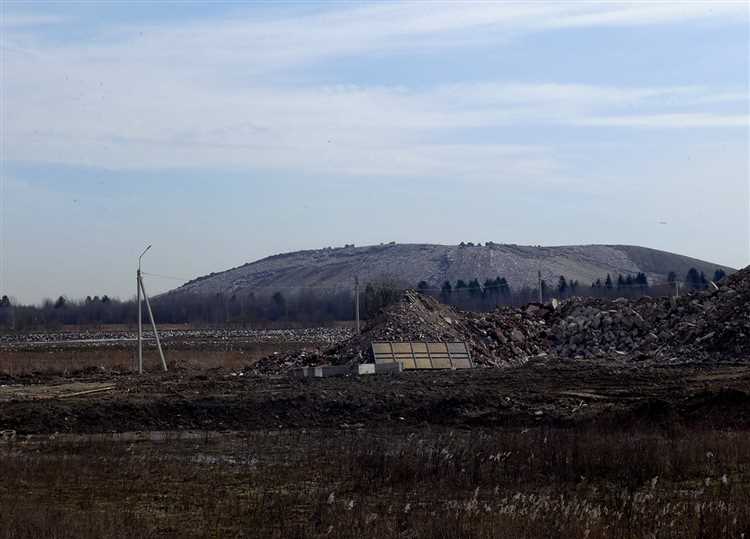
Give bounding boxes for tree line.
[0,267,728,330]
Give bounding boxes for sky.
[1,0,748,304]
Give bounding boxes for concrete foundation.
[295,363,403,378]
[357,364,376,375]
[313,365,351,378]
[358,362,403,375]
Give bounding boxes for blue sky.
[1,1,748,303]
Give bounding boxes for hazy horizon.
[1,1,748,303]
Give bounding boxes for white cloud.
[0,14,70,28]
[2,2,747,179]
[542,2,747,29]
[580,113,749,128]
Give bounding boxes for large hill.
[163,243,734,298]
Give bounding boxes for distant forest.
[0,268,727,330]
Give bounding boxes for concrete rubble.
[252,266,749,374]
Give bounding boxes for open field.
[2,426,749,538]
[1,358,749,537]
[0,327,350,376]
[2,292,749,537]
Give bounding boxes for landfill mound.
[252,266,750,374]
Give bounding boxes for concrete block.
[293,367,312,378]
[374,362,403,374]
[313,365,350,378]
[357,364,376,375]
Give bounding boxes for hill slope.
[164,243,734,298]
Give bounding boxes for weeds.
[1,427,748,537]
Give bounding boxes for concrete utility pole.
[537,245,544,304]
[538,270,543,304]
[355,276,361,334]
[137,245,167,373]
[137,245,149,374]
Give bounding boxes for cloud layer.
[3,1,747,180]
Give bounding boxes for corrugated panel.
[370,342,473,370]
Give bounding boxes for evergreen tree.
[468,278,482,298]
[498,277,510,297]
[667,271,677,283]
[713,269,726,282]
[271,291,286,319]
[417,281,429,293]
[364,283,377,315]
[440,281,452,303]
[685,268,702,289]
[558,275,568,295]
[483,278,498,298]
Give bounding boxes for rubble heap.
[252,266,749,374]
[548,267,750,361]
[457,305,551,366]
[252,290,553,373]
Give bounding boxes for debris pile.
[253,266,749,374]
[253,291,553,372]
[548,296,673,359]
[459,305,551,366]
[548,268,750,361]
[253,291,471,374]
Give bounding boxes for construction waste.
[252,266,749,374]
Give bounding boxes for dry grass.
[0,347,286,376]
[1,426,748,538]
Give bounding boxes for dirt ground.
[1,360,749,435]
[1,361,749,538]
[0,354,748,538]
[2,328,750,537]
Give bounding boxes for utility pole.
[355,276,360,334]
[137,245,167,373]
[137,246,149,374]
[538,270,543,304]
[139,275,167,371]
[537,246,545,304]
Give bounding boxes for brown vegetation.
[1,427,748,538]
